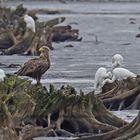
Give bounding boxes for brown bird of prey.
[16,46,50,84]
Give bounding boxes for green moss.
[129,134,140,140]
[94,97,102,111]
[0,75,97,122]
[0,75,35,116]
[0,102,11,127]
[12,4,27,17]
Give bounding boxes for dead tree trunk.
[76,111,140,140]
[97,77,140,110]
[0,102,18,140]
[0,75,134,140]
[4,31,35,55]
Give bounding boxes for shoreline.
[4,0,140,2]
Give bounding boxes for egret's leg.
[118,100,125,110]
[47,113,51,127]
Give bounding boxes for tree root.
[97,77,140,110]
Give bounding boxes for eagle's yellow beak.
[39,47,44,52]
[39,46,50,52]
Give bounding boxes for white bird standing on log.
[24,14,36,33]
[0,69,6,81]
[112,54,123,69]
[94,67,111,94]
[102,67,136,86]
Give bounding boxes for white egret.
[24,14,36,33]
[102,67,136,86]
[94,67,111,94]
[112,54,123,69]
[0,69,6,81]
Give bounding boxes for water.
[2,1,140,92]
[111,110,139,123]
[2,1,140,139]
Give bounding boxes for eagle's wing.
[16,58,49,76]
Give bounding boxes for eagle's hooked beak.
[39,47,44,52]
[39,46,50,52]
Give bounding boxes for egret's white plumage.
[112,54,123,69]
[102,67,136,85]
[0,69,6,81]
[94,67,110,94]
[24,14,36,33]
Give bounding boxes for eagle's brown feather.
[16,46,50,84]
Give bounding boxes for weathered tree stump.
[3,31,35,55]
[76,111,140,140]
[97,76,140,110]
[0,102,18,140]
[0,75,126,140]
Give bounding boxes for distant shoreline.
[4,0,140,2]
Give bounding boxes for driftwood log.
[1,74,140,140]
[76,111,140,140]
[0,5,82,55]
[1,75,140,139]
[96,76,140,110]
[0,74,128,140]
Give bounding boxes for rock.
[64,44,74,48]
[136,33,140,38]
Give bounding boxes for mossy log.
[0,101,18,140]
[0,75,127,140]
[1,75,140,139]
[97,76,140,110]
